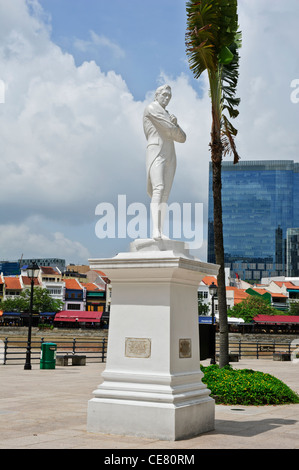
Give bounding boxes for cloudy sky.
[1,0,299,265]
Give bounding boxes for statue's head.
[155,84,172,109]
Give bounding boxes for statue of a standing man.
[143,85,186,240]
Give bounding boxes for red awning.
[254,315,299,324]
[54,311,103,323]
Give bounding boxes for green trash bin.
[40,342,57,369]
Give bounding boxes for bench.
[56,355,69,366]
[71,355,86,366]
[273,352,291,361]
[56,355,86,366]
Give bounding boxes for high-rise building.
[287,228,299,277]
[19,258,66,273]
[0,261,20,276]
[208,160,299,281]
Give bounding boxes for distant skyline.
[0,0,299,265]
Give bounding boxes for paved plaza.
[0,358,298,450]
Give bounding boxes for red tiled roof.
[94,270,107,277]
[273,281,296,289]
[4,277,22,290]
[21,276,40,287]
[63,278,82,290]
[40,266,60,275]
[201,276,218,286]
[251,288,269,295]
[226,287,250,304]
[81,282,105,292]
[271,293,287,298]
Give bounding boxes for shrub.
[201,364,299,405]
[228,296,279,323]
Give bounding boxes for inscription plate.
[125,338,151,358]
[179,339,192,358]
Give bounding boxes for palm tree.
[185,0,241,367]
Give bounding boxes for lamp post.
[209,282,217,365]
[24,262,39,370]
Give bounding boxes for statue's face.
[156,89,171,109]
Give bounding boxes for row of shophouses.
[198,271,299,332]
[199,271,299,314]
[0,265,111,327]
[1,261,299,329]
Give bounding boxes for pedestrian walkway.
[0,359,298,449]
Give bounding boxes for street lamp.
[24,262,39,370]
[209,282,217,365]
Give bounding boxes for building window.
[48,289,62,295]
[67,303,81,310]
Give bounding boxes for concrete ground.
[0,358,298,450]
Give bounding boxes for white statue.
[143,85,186,240]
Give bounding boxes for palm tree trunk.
[210,90,229,368]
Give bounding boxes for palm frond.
[220,34,242,162]
[186,1,241,163]
[221,115,240,164]
[185,0,220,77]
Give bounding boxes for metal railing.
[1,337,108,365]
[1,337,297,365]
[216,339,296,359]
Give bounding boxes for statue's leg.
[149,157,165,239]
[150,202,162,240]
[159,157,176,239]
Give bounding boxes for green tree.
[0,288,63,314]
[186,0,242,367]
[229,296,279,323]
[288,301,299,316]
[198,296,210,315]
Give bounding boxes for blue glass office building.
[208,160,299,280]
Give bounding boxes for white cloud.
[236,0,299,161]
[0,221,90,262]
[74,30,125,60]
[0,2,145,223]
[0,0,212,261]
[0,0,298,264]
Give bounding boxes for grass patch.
[200,364,299,406]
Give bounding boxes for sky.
[0,0,299,266]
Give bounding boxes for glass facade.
[287,228,299,277]
[208,160,299,281]
[0,261,20,276]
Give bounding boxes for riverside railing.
[1,337,108,365]
[1,336,298,365]
[217,339,297,359]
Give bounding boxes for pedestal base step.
[87,397,215,441]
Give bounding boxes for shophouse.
[81,282,106,313]
[63,278,86,311]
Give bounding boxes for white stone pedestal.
[87,240,219,440]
